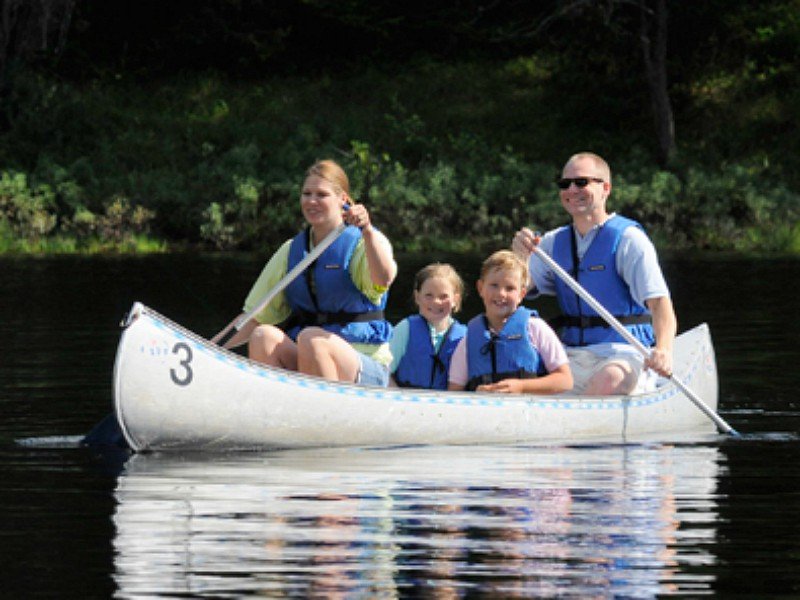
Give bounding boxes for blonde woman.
[213,159,396,386]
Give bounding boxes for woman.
[213,159,396,386]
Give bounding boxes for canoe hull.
[114,303,719,451]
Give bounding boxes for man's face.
[559,157,611,220]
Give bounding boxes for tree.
[474,0,677,165]
[637,0,674,165]
[0,0,75,98]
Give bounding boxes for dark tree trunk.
[0,0,75,121]
[639,0,676,166]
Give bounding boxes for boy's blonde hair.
[305,159,350,195]
[479,250,530,290]
[414,263,465,312]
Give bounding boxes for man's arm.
[645,295,676,376]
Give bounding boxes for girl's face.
[476,267,526,329]
[414,276,460,331]
[300,175,346,230]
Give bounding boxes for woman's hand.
[343,202,372,232]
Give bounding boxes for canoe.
[114,302,719,451]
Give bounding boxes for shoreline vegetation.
[2,61,799,256]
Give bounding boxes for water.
[2,253,799,597]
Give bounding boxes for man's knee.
[588,362,637,395]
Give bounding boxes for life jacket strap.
[281,309,385,330]
[548,313,652,330]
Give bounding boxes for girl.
[390,263,467,389]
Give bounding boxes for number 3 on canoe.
[170,342,193,386]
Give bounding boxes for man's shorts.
[566,347,658,394]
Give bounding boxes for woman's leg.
[248,324,298,370]
[296,327,361,382]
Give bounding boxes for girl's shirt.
[448,316,569,388]
[389,316,453,373]
[242,231,394,365]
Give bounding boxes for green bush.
[1,65,799,254]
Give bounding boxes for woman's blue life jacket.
[551,215,655,347]
[283,225,392,344]
[394,314,467,390]
[465,307,546,391]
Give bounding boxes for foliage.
[1,0,799,256]
[0,167,163,253]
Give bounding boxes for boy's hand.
[476,379,524,394]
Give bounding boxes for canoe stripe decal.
[149,314,692,411]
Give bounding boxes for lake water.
[2,252,799,597]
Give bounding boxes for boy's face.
[476,267,526,326]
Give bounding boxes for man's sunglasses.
[555,177,604,190]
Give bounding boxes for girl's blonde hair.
[414,263,465,312]
[479,250,530,290]
[305,159,350,195]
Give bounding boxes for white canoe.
[114,302,720,451]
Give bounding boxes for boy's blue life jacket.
[465,307,545,391]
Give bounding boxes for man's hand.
[512,227,540,260]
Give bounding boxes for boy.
[448,250,573,394]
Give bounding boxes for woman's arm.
[344,202,397,288]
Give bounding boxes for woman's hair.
[479,250,530,290]
[305,159,350,195]
[414,263,465,312]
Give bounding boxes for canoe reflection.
[112,444,721,597]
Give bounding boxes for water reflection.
[112,444,722,598]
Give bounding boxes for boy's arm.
[475,364,572,394]
[476,317,573,394]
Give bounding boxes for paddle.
[215,222,348,348]
[530,244,739,436]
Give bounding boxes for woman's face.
[300,175,345,228]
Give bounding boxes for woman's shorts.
[356,352,390,387]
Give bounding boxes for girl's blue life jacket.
[394,314,467,390]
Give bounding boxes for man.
[512,152,675,395]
